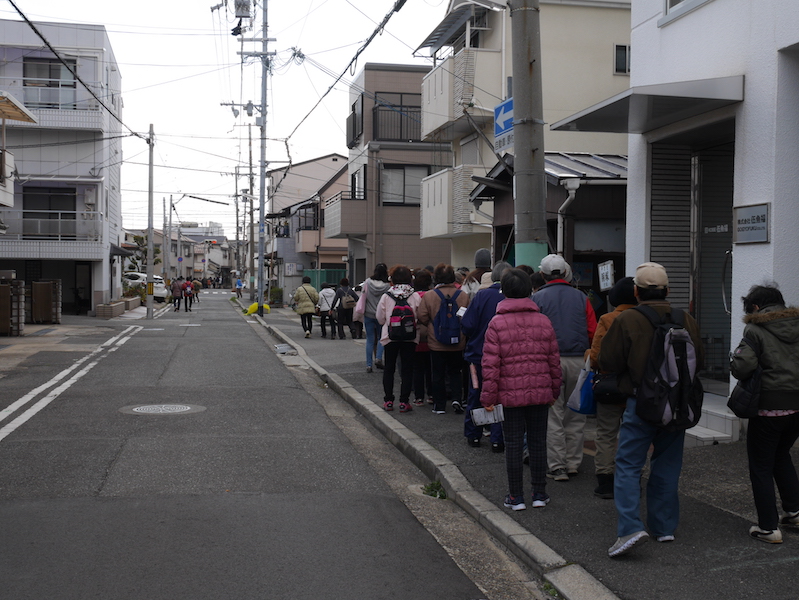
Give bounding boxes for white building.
[553,0,799,422]
[0,18,124,314]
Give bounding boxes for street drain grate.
[119,404,206,415]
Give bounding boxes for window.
[23,57,77,109]
[667,0,685,9]
[614,45,631,75]
[373,92,422,141]
[22,187,77,239]
[346,94,363,149]
[659,0,716,26]
[380,165,429,206]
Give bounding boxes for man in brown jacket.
[417,263,470,414]
[599,262,704,558]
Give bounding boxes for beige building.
[324,64,452,283]
[417,0,631,269]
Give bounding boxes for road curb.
[252,309,620,600]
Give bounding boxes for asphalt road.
[0,292,542,600]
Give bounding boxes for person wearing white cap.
[599,262,704,557]
[531,254,597,483]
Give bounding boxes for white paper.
[470,404,504,426]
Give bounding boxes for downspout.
[558,178,581,255]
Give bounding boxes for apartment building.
[417,0,631,271]
[0,18,124,315]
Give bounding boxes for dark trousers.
[464,362,503,444]
[184,294,193,311]
[413,350,433,401]
[504,404,549,498]
[173,296,181,310]
[336,308,356,339]
[320,313,336,337]
[382,342,416,403]
[430,350,463,412]
[300,313,313,333]
[747,413,799,530]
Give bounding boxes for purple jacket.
[480,297,562,408]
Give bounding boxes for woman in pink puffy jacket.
[481,268,562,511]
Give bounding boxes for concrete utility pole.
[146,124,154,319]
[510,0,549,268]
[234,1,272,315]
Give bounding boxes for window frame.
[659,0,716,27]
[379,164,430,207]
[614,44,631,76]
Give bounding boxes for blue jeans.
[614,398,685,538]
[364,316,383,368]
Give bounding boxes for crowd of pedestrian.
[283,250,799,559]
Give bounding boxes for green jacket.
[598,300,704,397]
[730,305,799,410]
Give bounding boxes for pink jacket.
[375,285,422,345]
[480,297,562,408]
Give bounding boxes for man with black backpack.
[599,262,704,558]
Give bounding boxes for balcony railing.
[373,105,422,142]
[0,77,101,111]
[323,191,367,238]
[0,209,102,241]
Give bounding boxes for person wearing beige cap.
[531,254,597,482]
[599,261,704,557]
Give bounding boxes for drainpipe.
[558,177,581,256]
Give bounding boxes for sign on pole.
[494,97,514,153]
[598,260,615,292]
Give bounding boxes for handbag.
[471,404,505,426]
[567,358,596,415]
[592,372,628,404]
[728,337,762,418]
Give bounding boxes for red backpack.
[387,293,417,342]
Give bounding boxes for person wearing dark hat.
[531,254,597,483]
[599,262,704,557]
[462,248,492,299]
[588,277,637,499]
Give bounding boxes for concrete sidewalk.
[256,306,799,600]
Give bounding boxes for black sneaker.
[452,401,464,414]
[503,494,526,511]
[467,438,481,448]
[491,443,505,453]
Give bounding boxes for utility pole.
[249,124,256,302]
[146,124,154,319]
[162,197,168,280]
[256,0,270,317]
[510,0,549,267]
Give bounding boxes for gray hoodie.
[364,277,390,319]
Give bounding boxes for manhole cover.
[119,404,206,415]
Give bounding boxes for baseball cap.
[539,254,568,276]
[634,262,668,289]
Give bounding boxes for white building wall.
[628,0,799,347]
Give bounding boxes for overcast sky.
[1,0,448,237]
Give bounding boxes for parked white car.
[123,272,168,302]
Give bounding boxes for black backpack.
[387,293,417,342]
[634,305,704,431]
[433,289,462,345]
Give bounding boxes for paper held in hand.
[470,404,504,426]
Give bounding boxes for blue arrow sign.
[494,98,514,137]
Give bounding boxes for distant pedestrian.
[376,265,421,413]
[330,278,358,340]
[411,269,433,405]
[192,279,202,303]
[481,268,562,511]
[731,284,799,544]
[417,263,469,415]
[171,277,184,311]
[317,282,337,338]
[293,276,319,338]
[236,277,244,298]
[182,278,193,312]
[531,254,596,482]
[600,262,704,557]
[362,264,391,372]
[589,277,637,500]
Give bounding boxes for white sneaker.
[608,530,649,557]
[749,525,783,544]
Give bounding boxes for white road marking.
[0,326,143,440]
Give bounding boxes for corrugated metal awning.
[469,152,627,202]
[0,91,37,123]
[550,75,744,134]
[414,1,504,55]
